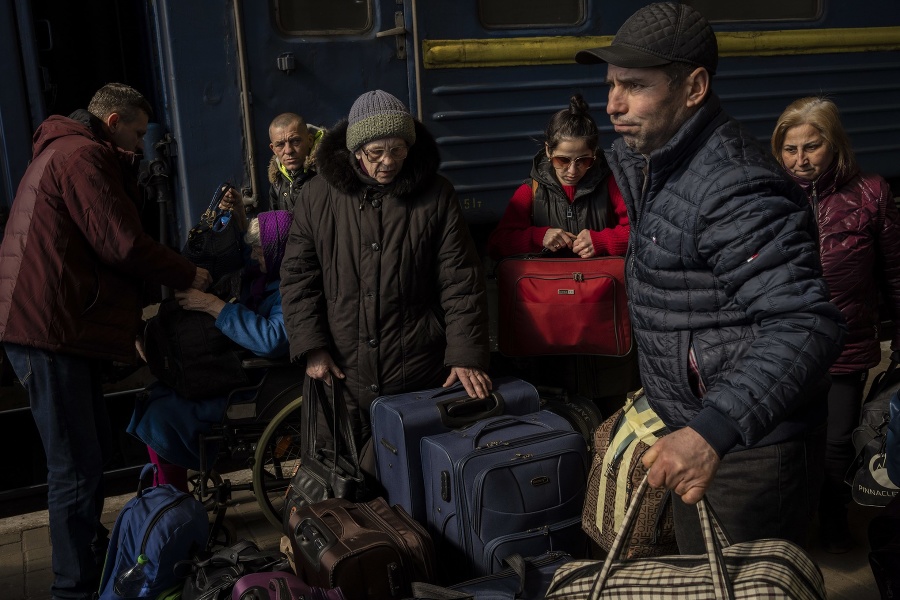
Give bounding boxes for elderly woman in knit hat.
[129,210,294,491]
[280,90,492,467]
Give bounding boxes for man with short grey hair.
[577,2,844,551]
[267,112,323,211]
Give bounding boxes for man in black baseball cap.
[577,2,843,554]
[576,2,717,74]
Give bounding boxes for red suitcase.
[497,255,631,357]
[287,497,436,600]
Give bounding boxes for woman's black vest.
[530,153,612,234]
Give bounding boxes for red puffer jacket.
[0,112,196,363]
[794,164,900,373]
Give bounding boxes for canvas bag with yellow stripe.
[581,389,678,558]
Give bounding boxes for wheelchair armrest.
[240,357,291,370]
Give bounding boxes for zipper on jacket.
[811,185,819,223]
[630,161,651,276]
[360,188,371,211]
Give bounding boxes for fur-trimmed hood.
[315,119,441,198]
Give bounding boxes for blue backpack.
[98,464,209,599]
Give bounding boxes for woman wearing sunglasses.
[488,94,628,259]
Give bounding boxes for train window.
[478,0,584,29]
[275,0,371,34]
[684,0,820,21]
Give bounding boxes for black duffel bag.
[144,298,249,399]
[847,354,900,507]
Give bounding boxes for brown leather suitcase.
[287,496,436,599]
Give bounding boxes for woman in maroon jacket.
[773,96,900,553]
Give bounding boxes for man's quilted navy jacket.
[607,93,845,457]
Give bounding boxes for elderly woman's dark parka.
[279,119,490,437]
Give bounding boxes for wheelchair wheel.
[187,469,224,509]
[252,397,302,529]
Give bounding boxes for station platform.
[0,469,885,600]
[0,469,281,600]
[2,344,896,599]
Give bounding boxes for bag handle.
[136,463,158,497]
[301,377,363,480]
[589,475,736,599]
[197,183,235,229]
[863,353,900,405]
[436,391,505,428]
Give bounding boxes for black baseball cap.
[576,2,718,75]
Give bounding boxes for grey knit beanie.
[346,90,416,152]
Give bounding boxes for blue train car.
[0,0,899,500]
[2,0,899,246]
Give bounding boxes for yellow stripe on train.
[423,26,900,69]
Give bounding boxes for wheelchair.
[190,357,304,541]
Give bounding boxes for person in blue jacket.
[129,210,292,491]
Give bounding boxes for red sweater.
[487,176,629,260]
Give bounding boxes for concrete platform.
[0,474,886,599]
[0,470,281,600]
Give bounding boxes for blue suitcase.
[420,411,589,581]
[371,377,540,522]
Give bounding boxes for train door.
[240,0,412,206]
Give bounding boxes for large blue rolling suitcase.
[420,411,589,581]
[371,377,540,522]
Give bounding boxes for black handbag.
[847,354,900,507]
[282,377,369,533]
[144,298,249,399]
[182,183,245,282]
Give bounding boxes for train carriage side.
[410,0,900,239]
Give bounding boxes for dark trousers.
[4,343,111,600]
[820,371,867,522]
[672,425,826,554]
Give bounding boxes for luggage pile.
[273,376,825,599]
[280,376,591,598]
[101,376,827,599]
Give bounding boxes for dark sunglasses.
[550,155,596,170]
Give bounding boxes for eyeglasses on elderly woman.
[360,144,409,163]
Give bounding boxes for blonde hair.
[244,217,260,246]
[771,97,856,179]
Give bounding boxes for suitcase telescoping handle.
[296,516,339,569]
[437,392,506,428]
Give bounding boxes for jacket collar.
[786,159,857,199]
[608,93,728,204]
[65,108,139,165]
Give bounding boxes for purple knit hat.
[257,210,293,277]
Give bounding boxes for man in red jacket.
[0,83,210,600]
